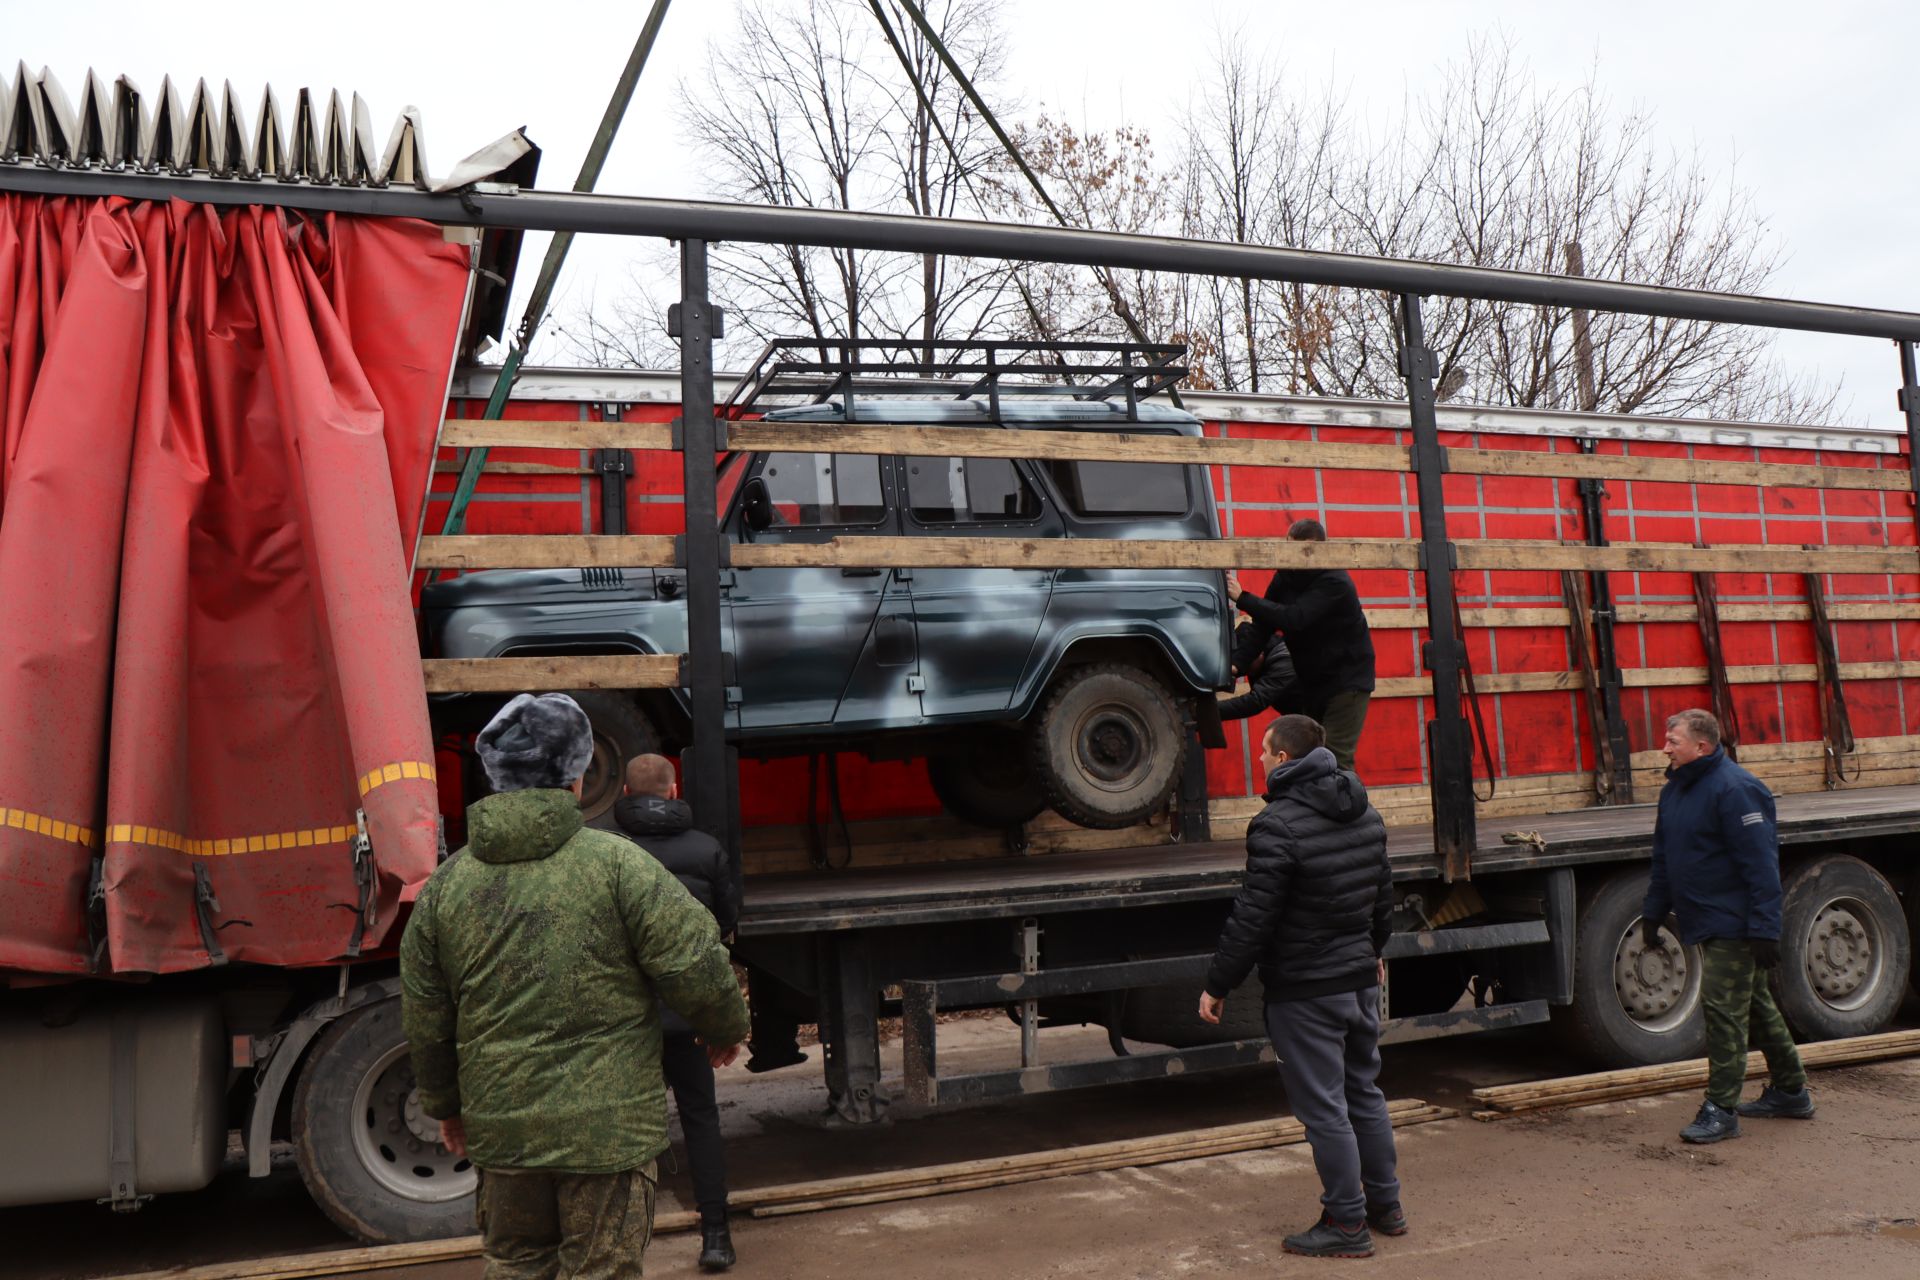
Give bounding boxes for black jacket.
[613,795,739,937]
[1204,747,1392,1003]
[1236,568,1376,712]
[1221,621,1299,721]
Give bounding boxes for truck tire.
[1556,868,1706,1067]
[1774,855,1910,1042]
[566,689,663,825]
[927,730,1047,828]
[1115,976,1269,1047]
[291,1000,476,1244]
[1030,664,1185,830]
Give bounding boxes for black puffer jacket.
[613,795,738,937]
[1236,568,1376,713]
[1221,620,1299,721]
[1204,747,1392,1003]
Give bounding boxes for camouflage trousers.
[1700,939,1807,1108]
[475,1162,657,1280]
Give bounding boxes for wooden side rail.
[421,654,683,693]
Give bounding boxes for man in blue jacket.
[1643,708,1810,1144]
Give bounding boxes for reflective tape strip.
[0,806,98,848]
[103,822,358,856]
[358,760,438,798]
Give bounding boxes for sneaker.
[1282,1213,1374,1258]
[1679,1099,1741,1144]
[698,1219,736,1272]
[1736,1085,1815,1119]
[1367,1201,1408,1236]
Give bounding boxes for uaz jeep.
[420,342,1234,830]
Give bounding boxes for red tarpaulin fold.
[0,194,470,976]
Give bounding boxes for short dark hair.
[1666,709,1722,749]
[623,752,677,797]
[1288,518,1327,542]
[1263,714,1326,760]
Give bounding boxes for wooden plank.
[415,534,676,569]
[1444,447,1912,493]
[1365,607,1574,630]
[433,459,595,475]
[1616,601,1920,624]
[733,536,1421,571]
[1628,735,1920,769]
[1622,660,1920,688]
[441,418,675,450]
[1454,541,1920,575]
[727,421,1412,472]
[422,654,681,693]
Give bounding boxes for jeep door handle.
[841,567,883,577]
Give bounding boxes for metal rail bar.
[7,166,1920,341]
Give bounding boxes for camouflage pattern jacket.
[400,787,751,1173]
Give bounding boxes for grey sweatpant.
[1265,988,1400,1224]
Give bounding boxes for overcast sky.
[11,1,1918,427]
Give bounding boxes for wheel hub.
[350,1042,475,1204]
[1613,926,1696,1029]
[1076,707,1148,788]
[1807,903,1874,1002]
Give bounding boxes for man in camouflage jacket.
[402,693,750,1279]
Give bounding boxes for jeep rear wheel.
[927,730,1047,828]
[1030,664,1185,830]
[565,690,664,825]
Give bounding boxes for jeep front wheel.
[1030,664,1185,830]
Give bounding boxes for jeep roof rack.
[722,338,1188,421]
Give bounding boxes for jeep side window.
[904,455,1040,524]
[757,451,885,526]
[1045,459,1189,518]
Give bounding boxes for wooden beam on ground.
[422,654,682,693]
[415,534,677,569]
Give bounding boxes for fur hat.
[476,693,595,792]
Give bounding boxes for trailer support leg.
[819,933,888,1124]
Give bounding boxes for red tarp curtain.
[0,194,470,977]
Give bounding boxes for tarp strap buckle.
[192,864,228,968]
[98,1012,151,1212]
[346,810,375,958]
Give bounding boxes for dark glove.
[1641,920,1664,951]
[1750,938,1781,970]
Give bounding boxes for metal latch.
[906,673,926,694]
[346,810,375,957]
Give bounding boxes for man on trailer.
[614,753,741,1272]
[1196,714,1403,1259]
[401,694,750,1278]
[1220,620,1300,721]
[1227,519,1377,770]
[1645,708,1812,1144]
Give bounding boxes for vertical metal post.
[1899,342,1920,548]
[677,240,735,893]
[1574,444,1635,800]
[1017,918,1041,1068]
[1399,294,1476,881]
[819,934,887,1123]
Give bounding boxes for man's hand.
[1750,938,1781,971]
[1197,992,1225,1025]
[702,1039,744,1069]
[1378,958,1387,987]
[1225,573,1244,601]
[439,1116,467,1158]
[1641,919,1664,951]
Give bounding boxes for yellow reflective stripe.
[0,805,101,848]
[99,821,356,856]
[358,760,437,798]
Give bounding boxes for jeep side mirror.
[742,477,774,533]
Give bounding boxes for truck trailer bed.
[737,784,1920,935]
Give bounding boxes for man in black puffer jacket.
[614,754,740,1273]
[1198,714,1400,1260]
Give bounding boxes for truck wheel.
[566,690,663,825]
[927,731,1046,828]
[1030,664,1185,830]
[1556,868,1706,1067]
[291,1000,475,1244]
[1775,855,1910,1042]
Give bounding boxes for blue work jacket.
[1643,748,1782,944]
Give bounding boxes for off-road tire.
[565,689,664,826]
[291,1001,475,1244]
[1029,664,1186,830]
[1775,855,1910,1042]
[1555,868,1707,1067]
[927,729,1047,828]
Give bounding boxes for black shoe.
[1282,1213,1374,1258]
[1736,1085,1815,1119]
[1679,1100,1741,1144]
[698,1220,736,1272]
[745,1047,808,1074]
[1367,1201,1408,1236]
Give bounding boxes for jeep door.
[899,453,1061,717]
[726,451,917,732]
